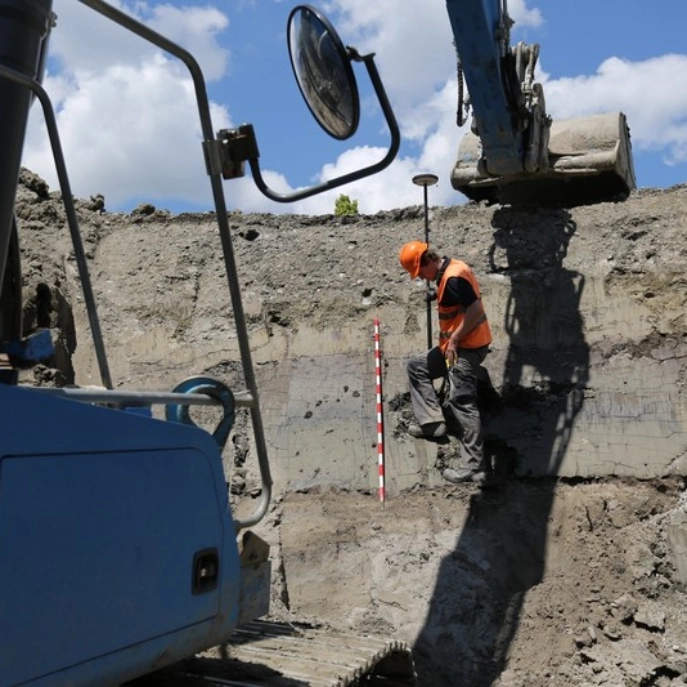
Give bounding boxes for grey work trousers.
[406,345,489,468]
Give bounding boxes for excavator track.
[131,620,416,687]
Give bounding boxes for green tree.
[334,194,359,216]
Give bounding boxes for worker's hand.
[445,340,458,367]
[425,287,437,303]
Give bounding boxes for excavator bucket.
[451,112,636,207]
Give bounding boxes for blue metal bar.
[445,0,524,175]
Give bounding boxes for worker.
[399,240,492,484]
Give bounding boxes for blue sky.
[22,0,687,215]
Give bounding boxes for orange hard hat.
[399,240,428,279]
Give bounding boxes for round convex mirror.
[287,4,360,140]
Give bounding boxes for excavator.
[446,0,636,206]
[0,1,634,685]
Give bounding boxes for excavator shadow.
[412,206,589,685]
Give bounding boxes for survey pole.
[412,173,439,350]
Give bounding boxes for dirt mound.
[272,478,687,686]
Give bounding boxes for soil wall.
[16,179,686,491]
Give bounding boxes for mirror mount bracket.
[216,125,261,180]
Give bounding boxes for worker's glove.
[425,288,437,303]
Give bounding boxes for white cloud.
[23,0,233,210]
[323,0,455,111]
[48,1,229,79]
[145,4,230,81]
[25,53,231,208]
[541,54,687,163]
[48,1,148,74]
[507,0,544,28]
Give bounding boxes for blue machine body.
[0,384,241,686]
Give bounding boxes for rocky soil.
[12,168,687,686]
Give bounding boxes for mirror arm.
[245,50,400,204]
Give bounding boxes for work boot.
[444,421,463,438]
[407,421,447,440]
[442,466,487,485]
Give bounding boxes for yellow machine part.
[451,112,636,207]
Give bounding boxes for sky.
[21,0,687,216]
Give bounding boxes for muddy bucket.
[451,112,636,207]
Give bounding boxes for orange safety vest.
[437,259,492,353]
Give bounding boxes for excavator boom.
[446,0,636,207]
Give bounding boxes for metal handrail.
[32,386,255,408]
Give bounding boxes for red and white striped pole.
[373,317,385,505]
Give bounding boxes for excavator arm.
[445,0,636,207]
